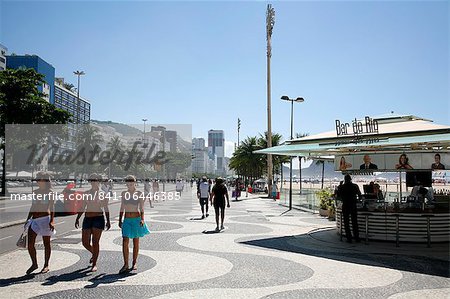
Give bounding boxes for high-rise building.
[151,126,177,152]
[54,79,91,124]
[6,55,55,103]
[192,138,208,174]
[208,130,225,175]
[165,130,177,152]
[0,44,7,71]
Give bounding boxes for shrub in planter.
[316,188,334,217]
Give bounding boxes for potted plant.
[316,188,334,217]
[328,201,336,221]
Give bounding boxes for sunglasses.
[34,179,50,182]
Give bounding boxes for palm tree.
[257,132,290,178]
[257,132,290,198]
[295,132,309,194]
[106,136,124,178]
[229,136,264,183]
[314,159,325,189]
[63,82,76,92]
[75,125,103,186]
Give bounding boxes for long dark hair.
[399,154,408,165]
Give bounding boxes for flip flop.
[40,267,49,274]
[26,265,38,275]
[118,265,130,274]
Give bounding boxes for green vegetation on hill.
[92,120,142,136]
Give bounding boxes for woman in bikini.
[25,172,56,275]
[75,173,111,272]
[118,175,150,274]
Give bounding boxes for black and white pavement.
[0,186,449,298]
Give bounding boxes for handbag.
[16,221,29,248]
[16,232,27,248]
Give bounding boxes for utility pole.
[266,4,275,197]
[237,118,241,147]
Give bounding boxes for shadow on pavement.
[0,273,37,287]
[239,229,450,278]
[84,272,136,288]
[202,230,220,234]
[42,267,91,285]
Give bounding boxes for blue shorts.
[82,216,105,230]
[122,217,150,239]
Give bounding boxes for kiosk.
[256,114,450,244]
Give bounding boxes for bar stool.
[421,214,434,248]
[359,212,372,245]
[338,210,343,242]
[392,213,400,247]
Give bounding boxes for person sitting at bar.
[373,183,384,201]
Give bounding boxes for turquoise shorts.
[122,217,150,239]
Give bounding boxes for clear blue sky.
[1,1,449,157]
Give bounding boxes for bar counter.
[336,205,450,244]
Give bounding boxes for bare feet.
[131,263,137,271]
[91,265,97,272]
[26,264,38,275]
[40,266,49,274]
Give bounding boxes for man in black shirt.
[210,177,230,232]
[338,174,362,243]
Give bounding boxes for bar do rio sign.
[335,116,379,136]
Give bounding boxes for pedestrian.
[144,178,154,208]
[339,174,362,243]
[271,181,278,200]
[75,173,111,272]
[152,179,159,194]
[118,175,150,274]
[197,176,210,219]
[176,179,184,194]
[234,179,240,201]
[24,172,56,275]
[210,177,230,232]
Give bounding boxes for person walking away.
[234,179,240,201]
[210,177,230,232]
[25,172,56,275]
[75,173,111,272]
[118,175,150,274]
[176,179,184,195]
[144,178,154,208]
[197,177,210,219]
[339,174,362,243]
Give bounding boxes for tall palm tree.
[257,132,290,178]
[75,125,103,186]
[295,132,309,194]
[314,159,325,189]
[106,136,124,178]
[229,136,264,183]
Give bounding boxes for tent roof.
[256,115,450,157]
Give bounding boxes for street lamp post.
[142,118,148,150]
[73,70,85,124]
[266,4,275,197]
[281,96,305,210]
[74,70,85,187]
[142,118,148,177]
